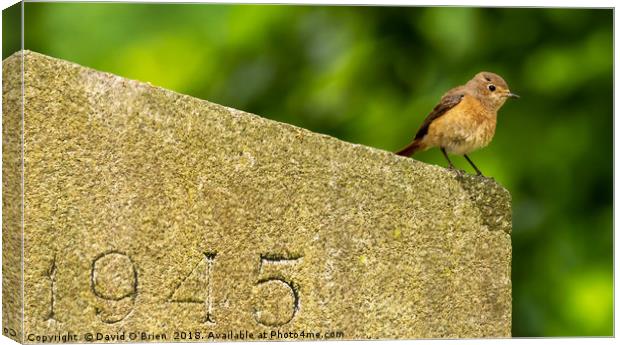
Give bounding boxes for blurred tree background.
[3,3,613,337]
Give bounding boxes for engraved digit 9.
[90,251,138,324]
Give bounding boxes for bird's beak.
[506,92,520,99]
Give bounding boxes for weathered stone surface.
[3,51,511,343]
[3,51,24,344]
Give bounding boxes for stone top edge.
[3,49,511,212]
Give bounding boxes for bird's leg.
[464,154,483,176]
[440,148,456,170]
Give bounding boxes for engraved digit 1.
[45,254,58,322]
[168,252,217,324]
[253,254,302,327]
[204,252,216,324]
[90,251,138,324]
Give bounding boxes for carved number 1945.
[45,251,302,326]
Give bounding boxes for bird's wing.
[414,90,465,140]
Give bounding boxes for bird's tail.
[396,139,422,157]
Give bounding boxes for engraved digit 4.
[168,252,217,324]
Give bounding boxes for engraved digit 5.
[253,254,302,327]
[90,251,138,324]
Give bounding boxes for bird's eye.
[488,84,496,92]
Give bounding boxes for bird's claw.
[447,165,466,175]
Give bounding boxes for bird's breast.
[424,96,497,155]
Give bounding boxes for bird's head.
[468,71,519,109]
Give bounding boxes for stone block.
[3,51,511,342]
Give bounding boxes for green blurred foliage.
[5,4,613,336]
[2,2,21,59]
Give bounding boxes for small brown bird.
[396,72,518,176]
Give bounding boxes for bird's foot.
[472,170,496,181]
[479,173,495,181]
[472,167,486,177]
[447,165,466,175]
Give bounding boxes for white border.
[13,0,617,8]
[0,1,616,345]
